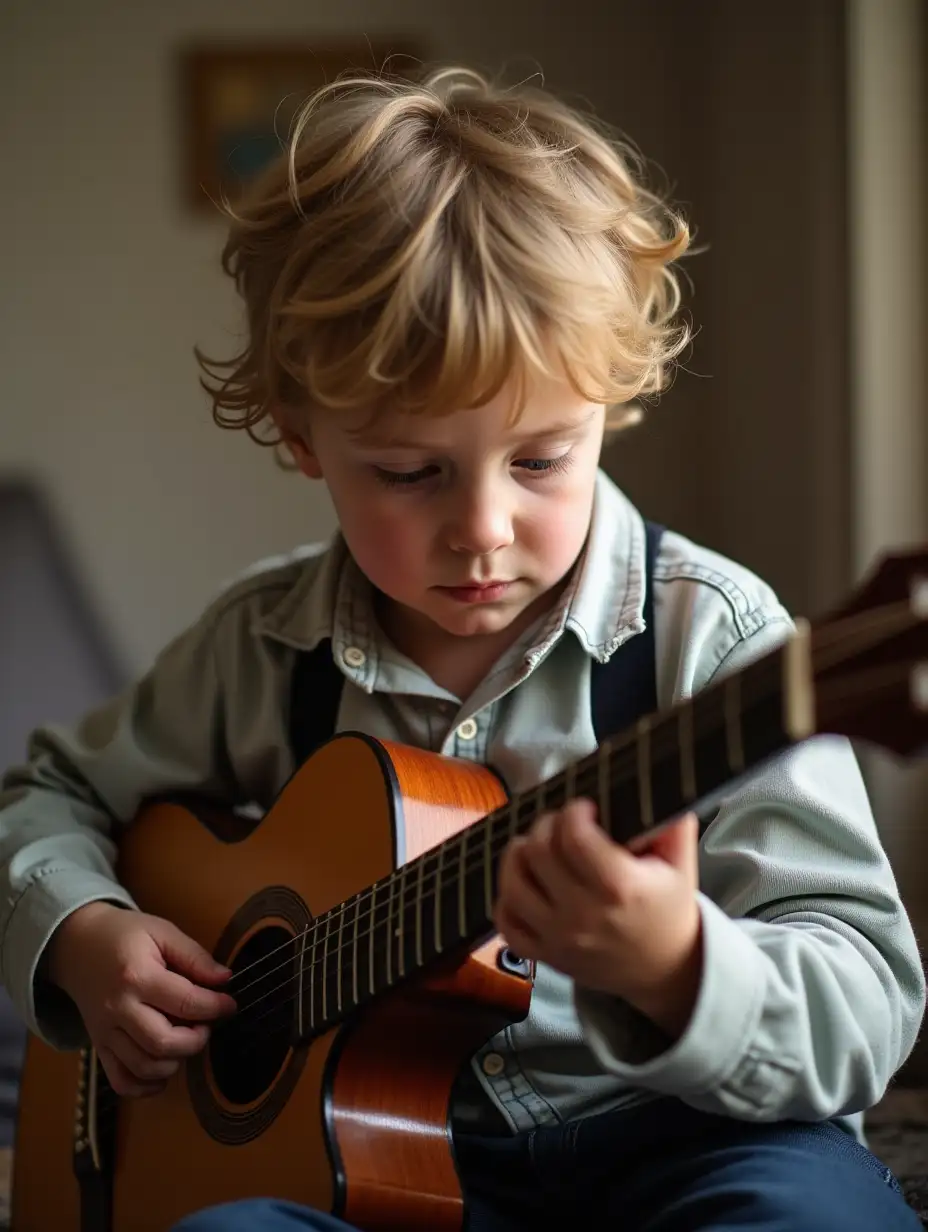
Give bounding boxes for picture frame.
[176,39,423,215]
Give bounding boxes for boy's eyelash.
[373,465,438,487]
[373,453,574,488]
[514,454,574,477]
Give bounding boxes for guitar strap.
[289,520,666,765]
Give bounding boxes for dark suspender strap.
[289,638,344,767]
[590,519,665,743]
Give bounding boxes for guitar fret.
[309,917,321,1031]
[415,856,425,967]
[397,865,407,979]
[434,845,444,952]
[386,874,395,986]
[564,759,576,802]
[457,830,468,938]
[598,743,611,834]
[336,903,346,1014]
[536,782,547,818]
[351,894,361,1007]
[321,912,332,1023]
[637,718,654,829]
[782,618,815,740]
[724,676,745,772]
[507,793,522,842]
[679,702,697,801]
[368,884,377,997]
[297,924,310,1037]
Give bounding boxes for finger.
[496,839,553,935]
[522,813,586,901]
[123,1002,211,1059]
[142,967,237,1024]
[493,899,542,960]
[153,922,232,987]
[98,1044,166,1099]
[109,1027,182,1083]
[643,812,700,883]
[551,799,633,895]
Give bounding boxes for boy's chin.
[428,602,524,638]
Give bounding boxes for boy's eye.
[514,454,574,477]
[373,465,439,487]
[372,453,573,488]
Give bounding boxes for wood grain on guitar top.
[11,734,529,1232]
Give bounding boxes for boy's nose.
[446,494,515,556]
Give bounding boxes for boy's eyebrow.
[356,410,596,450]
[508,411,597,445]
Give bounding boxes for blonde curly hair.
[197,65,691,443]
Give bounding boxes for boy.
[1,65,924,1231]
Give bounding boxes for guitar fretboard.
[284,626,813,1039]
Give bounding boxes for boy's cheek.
[347,522,430,591]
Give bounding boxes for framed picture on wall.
[177,40,422,215]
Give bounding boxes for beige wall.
[4,4,926,922]
[846,0,928,938]
[0,0,705,673]
[2,0,856,664]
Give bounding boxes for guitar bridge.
[73,1048,101,1173]
[73,1047,116,1231]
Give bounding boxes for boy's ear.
[271,407,323,479]
[283,433,324,479]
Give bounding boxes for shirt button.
[342,646,366,668]
[456,718,478,741]
[481,1052,505,1077]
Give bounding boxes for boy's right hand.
[46,901,236,1098]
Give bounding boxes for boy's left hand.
[494,800,703,1039]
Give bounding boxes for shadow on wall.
[0,477,126,1146]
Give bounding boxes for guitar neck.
[296,623,815,1039]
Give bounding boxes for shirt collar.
[560,468,648,662]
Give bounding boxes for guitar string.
[196,601,918,1003]
[223,679,770,1005]
[104,604,922,1108]
[92,658,916,1117]
[90,606,922,1111]
[219,714,740,1014]
[182,649,920,1058]
[187,659,904,1054]
[222,656,782,1002]
[93,690,766,1114]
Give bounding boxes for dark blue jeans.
[171,1098,921,1231]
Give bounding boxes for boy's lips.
[435,580,513,604]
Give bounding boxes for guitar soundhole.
[187,885,312,1145]
[209,924,294,1106]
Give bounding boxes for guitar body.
[12,541,928,1229]
[12,734,529,1232]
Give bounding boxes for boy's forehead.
[344,399,598,450]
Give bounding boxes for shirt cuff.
[575,893,765,1097]
[2,866,136,1050]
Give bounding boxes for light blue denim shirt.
[0,471,923,1141]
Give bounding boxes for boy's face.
[286,373,605,643]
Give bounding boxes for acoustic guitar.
[11,545,928,1231]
